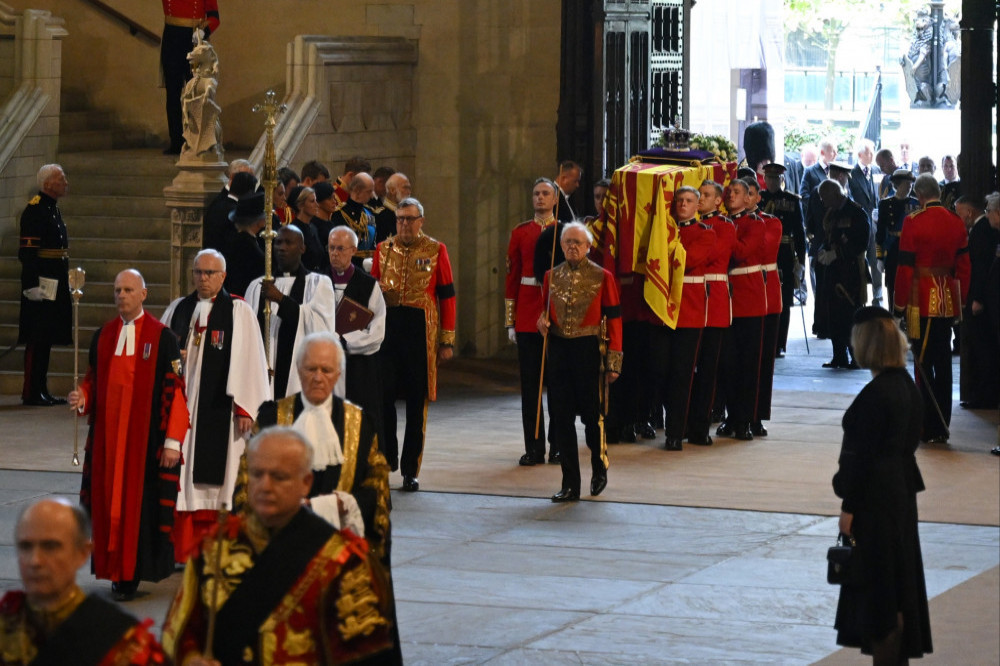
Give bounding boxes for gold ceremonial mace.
[68,267,86,466]
[534,196,560,440]
[252,90,286,377]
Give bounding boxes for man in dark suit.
[202,163,256,251]
[221,192,266,297]
[798,137,838,219]
[554,160,583,222]
[848,139,881,304]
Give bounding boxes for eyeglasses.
[328,245,355,253]
[562,239,588,247]
[396,216,422,224]
[192,269,222,277]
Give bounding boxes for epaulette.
[28,195,40,205]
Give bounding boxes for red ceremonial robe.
[79,314,189,583]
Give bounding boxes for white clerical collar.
[115,310,144,356]
[303,392,333,412]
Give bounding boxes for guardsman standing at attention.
[506,178,560,466]
[18,164,71,407]
[161,0,219,155]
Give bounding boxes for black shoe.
[111,581,138,602]
[775,351,785,359]
[551,488,580,502]
[590,470,607,496]
[664,438,683,451]
[991,446,1000,456]
[925,435,948,444]
[401,476,419,492]
[548,451,562,465]
[619,424,637,443]
[751,421,768,437]
[41,393,67,406]
[519,453,545,466]
[637,422,657,440]
[688,434,713,446]
[22,394,55,406]
[822,359,848,368]
[716,421,734,437]
[733,424,754,441]
[960,400,995,410]
[845,360,860,370]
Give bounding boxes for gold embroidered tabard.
[550,260,604,338]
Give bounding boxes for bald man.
[333,172,379,266]
[69,269,190,601]
[1,498,167,663]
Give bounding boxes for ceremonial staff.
[204,504,229,661]
[68,266,85,466]
[534,195,560,440]
[252,90,286,376]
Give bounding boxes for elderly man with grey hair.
[18,164,72,406]
[253,331,391,562]
[161,248,271,561]
[332,172,379,265]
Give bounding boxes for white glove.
[817,249,837,266]
[22,287,43,302]
[507,327,517,343]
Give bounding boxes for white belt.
[520,277,539,286]
[729,264,764,276]
[763,263,778,271]
[682,276,705,284]
[703,273,729,282]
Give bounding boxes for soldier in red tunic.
[660,187,715,451]
[540,223,622,502]
[506,178,560,465]
[687,181,735,446]
[716,180,767,441]
[893,175,970,443]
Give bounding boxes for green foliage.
[784,119,854,155]
[654,133,737,163]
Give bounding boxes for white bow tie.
[294,400,343,469]
[115,321,135,356]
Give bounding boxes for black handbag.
[827,533,856,585]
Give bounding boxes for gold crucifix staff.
[252,90,286,378]
[68,266,86,466]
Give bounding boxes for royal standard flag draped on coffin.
[592,159,736,328]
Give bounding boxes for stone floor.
[0,302,997,664]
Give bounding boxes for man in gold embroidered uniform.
[163,428,394,666]
[539,222,622,502]
[1,498,166,664]
[372,198,456,492]
[254,332,391,562]
[333,173,379,266]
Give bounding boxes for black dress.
[832,367,933,658]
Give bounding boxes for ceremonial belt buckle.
[703,273,729,282]
[164,16,203,27]
[682,276,706,284]
[729,264,763,276]
[763,263,778,271]
[37,249,69,259]
[520,277,539,286]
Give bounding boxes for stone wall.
[0,5,65,239]
[3,0,561,356]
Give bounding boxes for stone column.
[163,162,227,300]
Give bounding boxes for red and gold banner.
[592,159,736,328]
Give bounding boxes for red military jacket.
[727,210,767,318]
[676,219,717,328]
[543,259,624,373]
[894,201,971,318]
[162,0,219,33]
[505,218,552,332]
[701,211,736,328]
[757,209,783,315]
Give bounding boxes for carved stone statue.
[180,37,223,162]
[900,4,959,108]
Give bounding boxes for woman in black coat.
[832,306,933,664]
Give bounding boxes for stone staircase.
[0,138,178,395]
